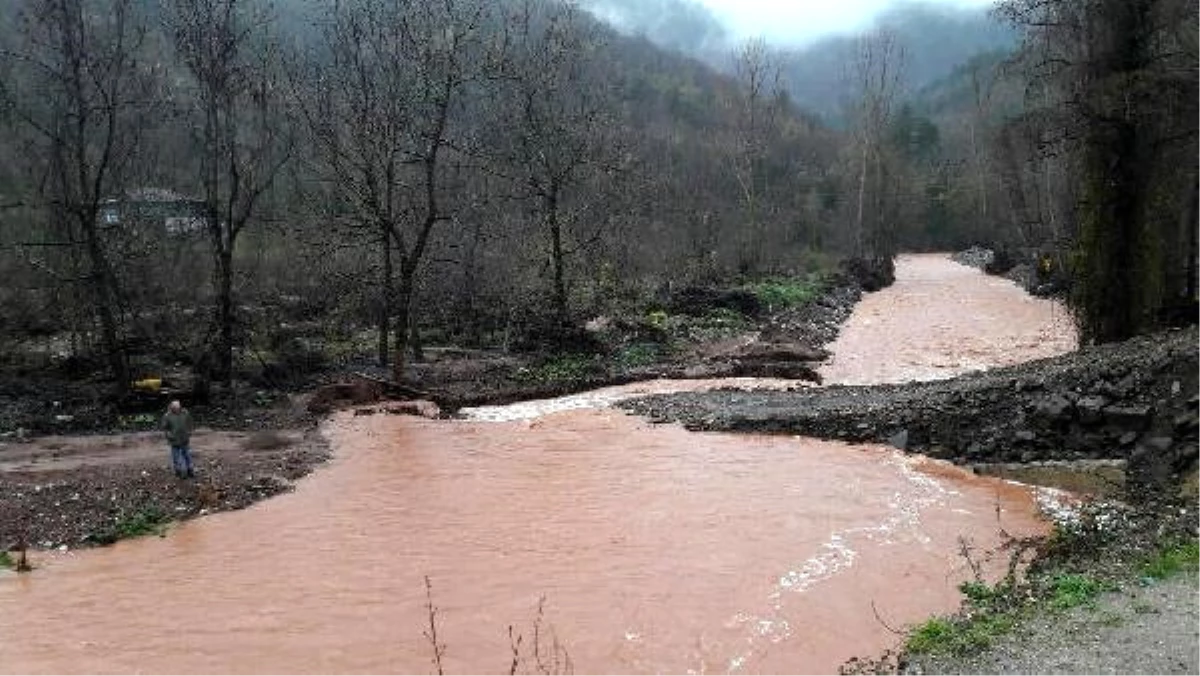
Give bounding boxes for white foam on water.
[460,389,635,422]
[721,448,957,674]
[1032,484,1127,533]
[459,378,797,422]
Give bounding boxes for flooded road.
[819,254,1076,384]
[0,255,1077,674]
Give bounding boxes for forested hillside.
[0,0,884,392]
[578,0,1018,121]
[0,0,1194,399]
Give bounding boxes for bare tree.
[729,37,782,272]
[0,0,155,392]
[167,0,293,387]
[498,0,619,328]
[305,0,492,380]
[847,30,905,262]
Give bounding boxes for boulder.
[1103,404,1153,431]
[1076,396,1109,425]
[726,341,829,363]
[306,379,384,414]
[1032,394,1072,424]
[383,399,442,419]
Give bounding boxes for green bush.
[646,310,669,330]
[91,506,169,544]
[519,354,597,384]
[1140,539,1199,580]
[615,343,660,369]
[741,275,823,311]
[1046,573,1109,610]
[905,613,1014,656]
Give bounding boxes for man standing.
[162,400,195,479]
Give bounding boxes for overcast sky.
[691,0,998,44]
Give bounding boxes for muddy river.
[0,254,1077,674]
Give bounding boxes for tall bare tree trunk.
[1185,185,1198,302]
[213,245,234,383]
[378,224,392,366]
[546,183,567,326]
[84,222,129,390]
[854,143,869,257]
[392,263,416,383]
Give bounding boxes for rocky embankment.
[623,328,1199,496]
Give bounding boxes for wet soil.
[0,426,330,550]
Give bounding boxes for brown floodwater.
[0,254,1078,674]
[819,253,1077,384]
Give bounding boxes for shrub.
[1046,573,1109,610]
[741,275,822,311]
[89,506,169,544]
[1140,538,1199,580]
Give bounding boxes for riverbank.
[0,426,330,553]
[0,265,872,556]
[841,501,1199,675]
[904,571,1199,675]
[622,328,1199,498]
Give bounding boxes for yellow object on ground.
[132,377,162,392]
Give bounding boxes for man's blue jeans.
[171,445,194,476]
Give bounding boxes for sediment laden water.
[0,254,1077,674]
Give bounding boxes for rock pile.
[623,329,1199,499]
[950,246,995,270]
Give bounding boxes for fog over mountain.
[582,0,732,58]
[578,0,1017,120]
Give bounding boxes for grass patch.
[517,354,598,384]
[0,551,12,570]
[904,572,1113,658]
[904,579,1022,657]
[659,308,751,345]
[740,275,823,311]
[90,506,170,544]
[699,307,749,329]
[615,342,661,369]
[1139,538,1199,580]
[905,610,1016,657]
[117,412,158,428]
[1046,573,1110,610]
[890,505,1198,671]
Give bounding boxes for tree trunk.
[216,245,234,385]
[84,223,128,392]
[460,217,483,345]
[392,263,415,383]
[547,184,567,326]
[854,141,869,257]
[1185,183,1198,302]
[1073,0,1159,344]
[378,224,392,366]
